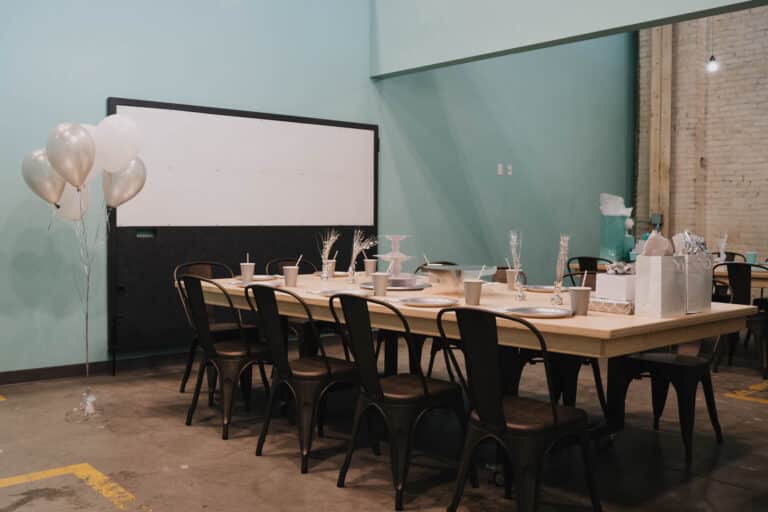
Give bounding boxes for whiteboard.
[114,102,376,227]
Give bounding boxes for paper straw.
[386,260,394,273]
[423,253,430,265]
[478,265,486,280]
[362,250,368,259]
[246,252,250,263]
[581,270,588,287]
[333,250,339,260]
[296,254,303,266]
[505,257,512,269]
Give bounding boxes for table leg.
[606,357,636,433]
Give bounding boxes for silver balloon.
[103,157,146,208]
[46,123,95,188]
[57,184,89,221]
[21,149,66,205]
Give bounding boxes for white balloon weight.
[103,157,146,208]
[46,123,95,188]
[57,184,89,221]
[22,148,66,205]
[96,114,140,173]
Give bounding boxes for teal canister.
[600,215,627,261]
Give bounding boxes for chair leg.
[294,379,323,474]
[317,393,328,438]
[589,358,609,418]
[386,406,417,511]
[651,375,670,431]
[185,360,207,425]
[447,423,484,512]
[338,394,367,488]
[240,365,252,411]
[727,332,739,366]
[258,361,270,396]
[366,406,381,456]
[509,442,542,512]
[218,359,242,440]
[579,432,602,512]
[256,376,281,456]
[179,336,199,393]
[207,365,218,407]
[671,377,698,466]
[450,397,477,489]
[700,372,724,444]
[426,339,440,377]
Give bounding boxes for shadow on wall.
[0,197,89,319]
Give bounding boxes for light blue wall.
[0,0,375,373]
[375,33,636,282]
[0,2,635,372]
[371,0,757,77]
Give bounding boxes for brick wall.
[635,7,768,256]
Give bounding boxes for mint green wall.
[371,0,760,77]
[0,3,634,373]
[0,0,375,373]
[375,33,636,282]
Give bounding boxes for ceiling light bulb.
[706,55,720,73]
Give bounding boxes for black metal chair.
[610,343,725,466]
[709,251,746,262]
[180,275,272,440]
[330,294,466,511]
[174,261,260,393]
[246,284,357,473]
[566,256,612,274]
[265,257,318,275]
[564,270,598,290]
[712,262,768,377]
[437,307,601,512]
[414,260,457,274]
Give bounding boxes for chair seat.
[380,374,460,403]
[214,340,269,359]
[629,352,707,368]
[289,356,357,379]
[470,396,587,434]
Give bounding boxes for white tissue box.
[685,254,712,314]
[634,255,686,318]
[596,274,636,301]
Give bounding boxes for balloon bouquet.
[21,115,146,391]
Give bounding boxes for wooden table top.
[200,274,755,359]
[713,267,768,283]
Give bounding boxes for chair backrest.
[265,257,318,275]
[491,267,527,285]
[437,307,559,432]
[414,261,457,274]
[174,261,236,327]
[713,262,768,305]
[710,251,746,262]
[179,274,243,358]
[329,294,429,400]
[563,271,597,290]
[566,256,612,274]
[245,284,327,379]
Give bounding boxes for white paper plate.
[313,271,349,278]
[502,306,573,319]
[524,285,570,293]
[316,289,372,297]
[400,296,459,308]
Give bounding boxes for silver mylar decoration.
[46,122,95,188]
[103,157,146,208]
[21,148,66,205]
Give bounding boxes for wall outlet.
[497,163,504,176]
[506,164,513,175]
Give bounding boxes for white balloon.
[22,148,66,205]
[57,184,89,221]
[82,123,105,180]
[46,123,95,187]
[96,114,140,173]
[103,157,147,208]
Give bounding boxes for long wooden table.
[201,274,755,432]
[714,267,768,288]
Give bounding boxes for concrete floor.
[1,339,768,512]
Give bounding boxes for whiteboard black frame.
[106,97,379,373]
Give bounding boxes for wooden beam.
[648,25,673,236]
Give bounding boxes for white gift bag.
[596,274,636,301]
[685,254,713,313]
[634,255,686,318]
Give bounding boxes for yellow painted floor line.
[725,381,768,405]
[0,395,6,401]
[0,463,135,510]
